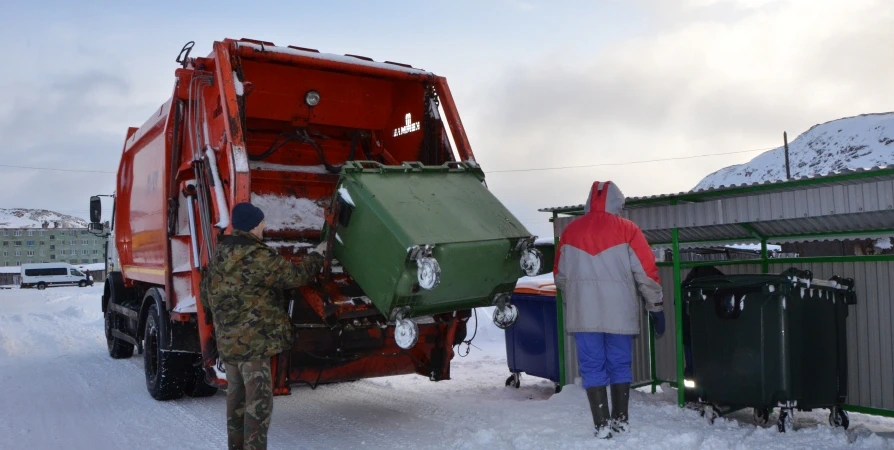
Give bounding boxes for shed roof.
[541,166,894,246]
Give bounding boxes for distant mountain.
[0,208,89,229]
[695,112,894,191]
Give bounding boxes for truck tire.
[78,280,87,288]
[105,309,134,359]
[183,366,220,398]
[37,282,46,290]
[143,305,189,400]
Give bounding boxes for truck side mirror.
[90,196,102,223]
[87,222,104,235]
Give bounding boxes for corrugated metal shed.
[543,166,894,245]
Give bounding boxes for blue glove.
[649,311,666,337]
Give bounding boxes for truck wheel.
[184,366,220,398]
[37,282,46,290]
[144,306,188,400]
[105,310,134,359]
[78,280,87,288]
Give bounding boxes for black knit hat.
[232,202,265,232]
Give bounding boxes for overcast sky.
[1,0,892,238]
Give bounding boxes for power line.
[485,147,777,174]
[0,145,777,176]
[0,163,116,174]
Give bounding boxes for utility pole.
[783,131,791,180]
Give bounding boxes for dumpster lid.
[514,273,556,295]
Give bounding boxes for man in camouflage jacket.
[200,202,325,450]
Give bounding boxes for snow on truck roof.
[234,41,434,76]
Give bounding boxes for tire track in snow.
[263,374,498,449]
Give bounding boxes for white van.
[20,263,91,290]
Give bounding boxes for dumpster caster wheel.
[505,373,520,389]
[777,409,794,433]
[701,405,719,425]
[753,408,771,426]
[394,317,419,350]
[493,304,518,329]
[829,406,849,430]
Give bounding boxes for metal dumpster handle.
[444,161,468,171]
[401,161,425,171]
[343,160,385,172]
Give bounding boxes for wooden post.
[784,131,791,180]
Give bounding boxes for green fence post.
[649,317,657,393]
[672,227,685,407]
[554,213,566,387]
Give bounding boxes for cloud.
[0,69,151,218]
[473,0,894,238]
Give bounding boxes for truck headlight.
[417,257,441,290]
[520,248,543,277]
[305,90,321,106]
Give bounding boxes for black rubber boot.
[610,383,630,433]
[586,386,613,439]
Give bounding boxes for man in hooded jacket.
[553,181,665,439]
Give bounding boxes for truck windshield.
[71,269,83,276]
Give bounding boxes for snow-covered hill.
[0,208,88,229]
[695,112,894,190]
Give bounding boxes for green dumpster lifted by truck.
[326,161,542,348]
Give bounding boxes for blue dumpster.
[504,292,562,393]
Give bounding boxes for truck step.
[112,329,139,346]
[109,302,139,320]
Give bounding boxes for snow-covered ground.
[1,286,893,449]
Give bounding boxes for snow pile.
[0,208,88,229]
[695,112,894,190]
[248,161,330,174]
[266,241,314,254]
[876,238,893,250]
[251,193,326,232]
[515,273,556,294]
[232,71,244,96]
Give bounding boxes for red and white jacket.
[553,181,663,335]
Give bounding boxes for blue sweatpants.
[575,332,634,388]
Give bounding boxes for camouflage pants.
[225,359,273,450]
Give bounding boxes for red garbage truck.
[89,38,538,401]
